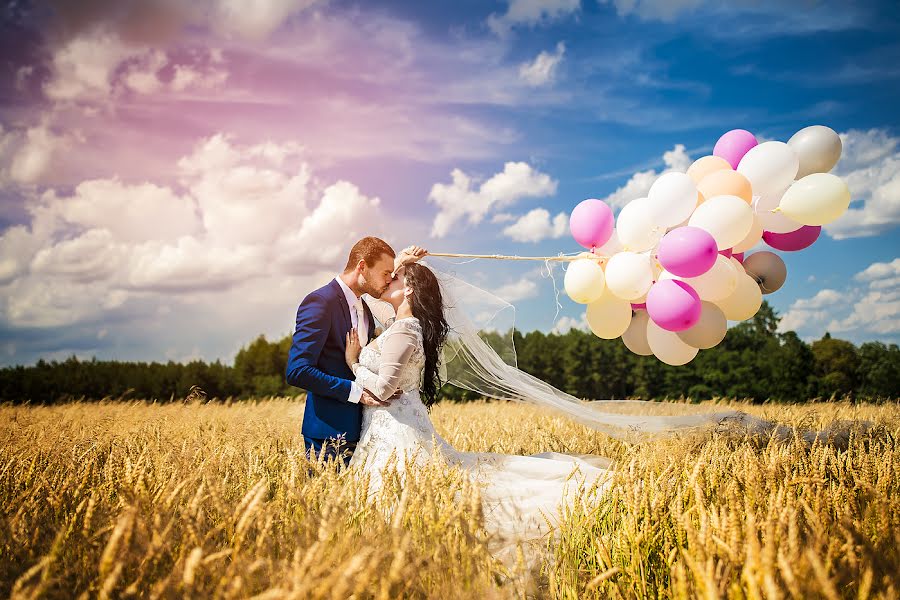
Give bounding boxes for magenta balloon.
[763,225,821,251]
[657,226,718,278]
[570,199,614,249]
[719,247,733,259]
[733,252,744,263]
[646,280,702,332]
[714,129,758,169]
[631,302,646,310]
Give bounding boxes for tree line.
[1,302,897,403]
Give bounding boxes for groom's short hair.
[343,237,395,272]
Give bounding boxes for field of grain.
[1,398,897,599]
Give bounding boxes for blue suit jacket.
[286,279,377,441]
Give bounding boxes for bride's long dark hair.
[404,263,449,407]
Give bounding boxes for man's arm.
[285,292,354,402]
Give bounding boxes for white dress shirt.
[334,276,365,404]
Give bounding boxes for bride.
[344,261,616,560]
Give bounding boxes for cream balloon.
[756,204,803,234]
[605,252,654,301]
[714,273,762,321]
[788,125,842,178]
[586,290,633,339]
[737,141,800,198]
[660,254,738,302]
[779,173,851,226]
[617,197,663,252]
[677,301,727,349]
[647,319,699,366]
[647,172,700,228]
[688,194,754,249]
[687,155,732,185]
[564,258,606,304]
[731,214,764,253]
[596,229,624,257]
[622,310,653,356]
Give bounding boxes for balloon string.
[427,251,598,262]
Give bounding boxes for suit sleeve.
[285,292,353,402]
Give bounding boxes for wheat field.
[0,397,897,599]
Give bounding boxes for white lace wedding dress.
[348,316,614,560]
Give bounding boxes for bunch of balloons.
[564,125,849,365]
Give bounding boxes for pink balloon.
[657,226,718,278]
[646,280,701,332]
[714,129,758,170]
[570,199,614,249]
[763,225,821,251]
[733,252,744,263]
[631,302,646,310]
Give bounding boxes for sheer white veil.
[424,260,800,444]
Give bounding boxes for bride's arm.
[351,323,419,402]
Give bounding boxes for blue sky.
[0,0,898,366]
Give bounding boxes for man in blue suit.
[286,237,426,465]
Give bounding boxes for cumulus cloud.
[825,128,900,239]
[519,42,566,86]
[553,313,588,334]
[493,279,539,302]
[428,162,557,238]
[488,0,581,36]
[4,124,73,184]
[502,208,569,242]
[600,144,691,210]
[778,259,900,342]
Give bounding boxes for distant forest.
[1,302,897,403]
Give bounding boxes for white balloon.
[596,229,624,257]
[647,172,699,228]
[688,194,754,250]
[714,273,762,321]
[586,290,633,339]
[737,141,800,198]
[564,258,606,304]
[660,254,738,301]
[605,252,654,301]
[755,197,802,234]
[788,125,842,179]
[732,214,764,253]
[622,310,653,356]
[617,197,664,252]
[647,319,699,366]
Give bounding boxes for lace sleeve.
[352,321,419,401]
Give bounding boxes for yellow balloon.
[714,273,762,321]
[779,173,851,225]
[605,252,653,301]
[687,155,732,185]
[732,215,764,253]
[586,290,633,339]
[697,169,753,205]
[564,258,605,304]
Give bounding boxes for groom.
[286,236,427,465]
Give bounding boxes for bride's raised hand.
[345,329,362,368]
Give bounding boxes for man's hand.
[394,245,427,275]
[359,388,402,407]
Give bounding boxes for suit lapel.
[328,279,352,347]
[361,298,377,340]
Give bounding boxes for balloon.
[657,226,718,278]
[647,320,699,365]
[622,310,653,356]
[714,273,762,321]
[660,254,738,302]
[779,173,851,226]
[719,247,733,258]
[596,229,624,256]
[564,258,606,304]
[756,206,803,234]
[677,301,727,349]
[631,302,646,310]
[605,252,654,301]
[737,141,799,198]
[586,290,633,339]
[733,252,744,263]
[742,251,787,294]
[788,125,842,178]
[647,172,700,228]
[689,194,754,249]
[646,279,702,332]
[687,155,732,185]
[697,169,753,204]
[570,199,614,249]
[763,225,821,251]
[714,129,758,170]
[616,198,663,252]
[732,215,764,253]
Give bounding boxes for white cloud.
[428,162,557,238]
[826,129,900,239]
[494,279,539,302]
[2,124,73,185]
[600,144,691,210]
[553,313,588,334]
[502,208,569,242]
[171,63,229,91]
[519,42,566,87]
[600,0,704,22]
[208,0,321,40]
[488,0,581,35]
[43,31,135,101]
[122,49,167,94]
